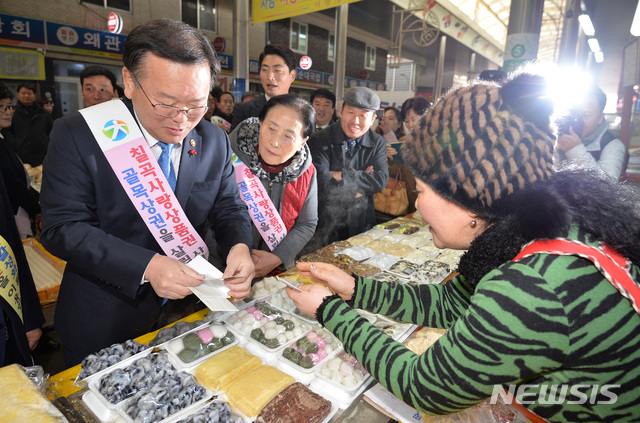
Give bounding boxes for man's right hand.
[556,126,582,152]
[145,254,204,299]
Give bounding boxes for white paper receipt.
[186,256,238,312]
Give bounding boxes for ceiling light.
[594,51,604,63]
[587,38,601,53]
[631,1,640,36]
[578,14,596,36]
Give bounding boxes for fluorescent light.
[578,14,595,36]
[588,38,601,53]
[594,51,604,63]
[631,1,640,36]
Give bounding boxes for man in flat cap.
[308,87,389,247]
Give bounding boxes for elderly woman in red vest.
[230,94,317,277]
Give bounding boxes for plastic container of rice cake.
[116,370,213,423]
[164,323,239,370]
[243,313,311,363]
[311,349,373,409]
[276,328,340,383]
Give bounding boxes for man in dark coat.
[10,82,53,167]
[230,44,296,131]
[309,87,389,246]
[40,19,254,366]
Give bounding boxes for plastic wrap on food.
[364,252,399,270]
[379,232,407,243]
[224,365,295,418]
[408,261,451,284]
[346,234,374,246]
[362,227,391,239]
[404,247,441,264]
[76,339,148,383]
[256,382,332,423]
[372,272,407,284]
[121,371,209,423]
[403,327,448,354]
[246,277,285,300]
[149,320,206,346]
[0,364,67,422]
[248,314,310,351]
[194,346,262,392]
[280,328,339,371]
[316,350,369,391]
[225,302,283,335]
[336,245,373,261]
[176,399,242,423]
[399,231,433,249]
[96,352,175,405]
[165,324,237,367]
[435,249,465,268]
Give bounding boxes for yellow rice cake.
[194,345,262,391]
[0,364,66,423]
[225,365,295,417]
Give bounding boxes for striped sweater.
[318,227,640,422]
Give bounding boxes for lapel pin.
[190,139,196,147]
[189,149,197,157]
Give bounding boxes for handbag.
[374,167,410,216]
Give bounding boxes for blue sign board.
[0,13,46,48]
[217,53,233,71]
[46,21,126,57]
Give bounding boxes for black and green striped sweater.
[317,225,640,422]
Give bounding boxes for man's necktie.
[346,138,356,158]
[157,141,176,191]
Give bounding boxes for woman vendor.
[230,94,317,278]
[288,72,640,421]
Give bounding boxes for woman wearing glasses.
[230,94,317,278]
[0,84,41,239]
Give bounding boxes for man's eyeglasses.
[133,75,208,119]
[0,105,15,113]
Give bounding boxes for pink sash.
[79,100,208,262]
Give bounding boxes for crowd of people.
[1,17,638,422]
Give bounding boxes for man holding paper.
[40,19,254,366]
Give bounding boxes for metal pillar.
[334,4,348,107]
[433,35,446,101]
[232,0,250,100]
[502,0,544,74]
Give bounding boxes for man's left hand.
[224,244,255,300]
[251,250,282,278]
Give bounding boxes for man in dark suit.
[308,87,389,247]
[230,44,297,131]
[40,19,255,366]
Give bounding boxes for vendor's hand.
[330,170,342,182]
[26,327,43,350]
[287,283,333,319]
[296,262,355,301]
[386,144,398,159]
[146,254,204,299]
[224,243,255,300]
[251,250,282,278]
[556,127,582,152]
[365,165,374,173]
